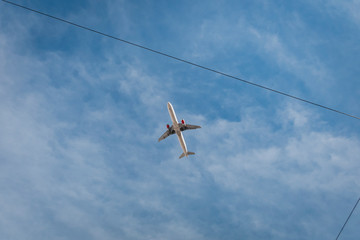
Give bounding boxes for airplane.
[158,102,201,159]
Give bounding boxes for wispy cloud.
[322,0,360,27]
[0,1,359,240]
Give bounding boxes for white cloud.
[118,61,168,108]
[180,5,336,101]
[1,2,359,239]
[322,0,360,27]
[0,11,209,239]
[196,105,359,194]
[248,26,333,92]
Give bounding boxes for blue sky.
[1,0,360,239]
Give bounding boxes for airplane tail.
[179,152,195,159]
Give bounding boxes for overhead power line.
[335,197,360,240]
[3,0,360,121]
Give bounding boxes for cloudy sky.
[1,0,359,239]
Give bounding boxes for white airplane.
[158,102,201,159]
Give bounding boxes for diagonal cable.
[2,0,360,121]
[335,197,360,240]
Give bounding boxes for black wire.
[2,0,360,121]
[335,197,360,240]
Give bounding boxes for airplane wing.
[158,126,176,142]
[180,124,201,131]
[158,130,171,142]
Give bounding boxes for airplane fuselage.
[167,102,188,156]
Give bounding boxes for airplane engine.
[166,124,170,129]
[181,119,185,124]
